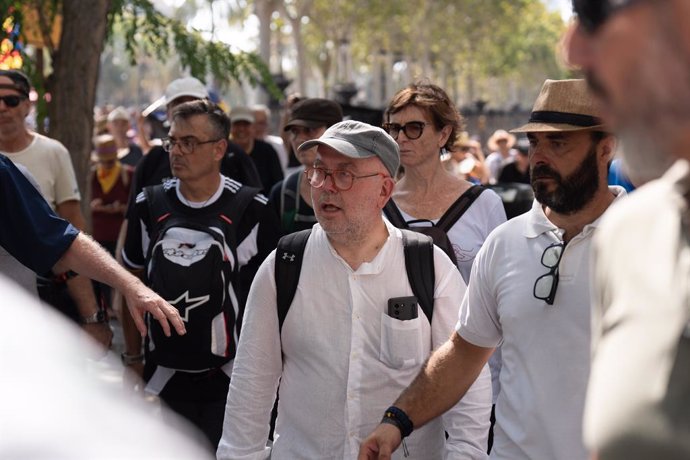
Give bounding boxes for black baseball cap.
[284,98,343,131]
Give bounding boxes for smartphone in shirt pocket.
[380,296,424,369]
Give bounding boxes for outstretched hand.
[123,280,186,337]
[358,423,402,460]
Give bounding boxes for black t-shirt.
[268,169,317,235]
[126,142,262,220]
[498,162,530,184]
[120,143,144,167]
[249,139,284,194]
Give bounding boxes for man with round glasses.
[360,79,627,460]
[566,1,690,458]
[218,120,490,459]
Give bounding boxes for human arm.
[54,231,185,338]
[90,198,127,215]
[115,219,145,378]
[358,332,494,460]
[135,112,154,155]
[430,253,492,459]
[360,242,501,459]
[217,254,282,460]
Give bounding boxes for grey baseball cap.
[298,120,400,176]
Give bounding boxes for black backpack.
[143,183,259,370]
[274,228,436,331]
[383,185,486,267]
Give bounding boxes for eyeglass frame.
[382,121,427,140]
[162,137,223,155]
[533,241,566,306]
[573,0,645,33]
[305,166,388,191]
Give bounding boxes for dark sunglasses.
[573,0,644,33]
[0,95,27,108]
[382,121,426,141]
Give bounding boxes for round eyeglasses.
[382,121,426,140]
[305,167,388,191]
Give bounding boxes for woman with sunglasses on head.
[383,81,506,284]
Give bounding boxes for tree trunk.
[49,0,111,222]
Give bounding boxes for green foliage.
[108,0,279,96]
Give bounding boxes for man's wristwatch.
[81,310,107,324]
[120,352,144,365]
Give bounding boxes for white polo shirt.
[456,188,626,460]
[218,222,492,460]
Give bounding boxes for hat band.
[529,111,602,127]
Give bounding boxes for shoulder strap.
[436,185,486,232]
[401,229,435,323]
[143,184,172,265]
[383,198,409,229]
[275,229,312,332]
[220,184,260,225]
[280,171,301,232]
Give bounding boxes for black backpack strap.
[436,185,486,232]
[143,184,172,263]
[219,185,261,227]
[280,170,301,233]
[218,185,261,275]
[401,229,435,323]
[274,229,312,332]
[383,198,409,229]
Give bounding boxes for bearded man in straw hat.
[360,79,626,460]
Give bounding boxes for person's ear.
[438,125,452,149]
[214,139,228,162]
[598,134,616,164]
[378,176,395,208]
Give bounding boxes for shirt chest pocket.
[379,313,424,369]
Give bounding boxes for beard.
[530,142,600,215]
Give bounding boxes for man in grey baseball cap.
[298,120,400,177]
[218,120,473,459]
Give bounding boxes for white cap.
[164,77,208,105]
[106,106,129,122]
[229,106,255,124]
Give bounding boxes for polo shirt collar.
[523,186,627,239]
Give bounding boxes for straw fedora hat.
[511,79,606,133]
[91,134,118,162]
[488,129,516,151]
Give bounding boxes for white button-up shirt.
[218,222,492,460]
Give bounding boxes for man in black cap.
[268,98,343,234]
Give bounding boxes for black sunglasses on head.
[573,0,645,33]
[0,95,27,108]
